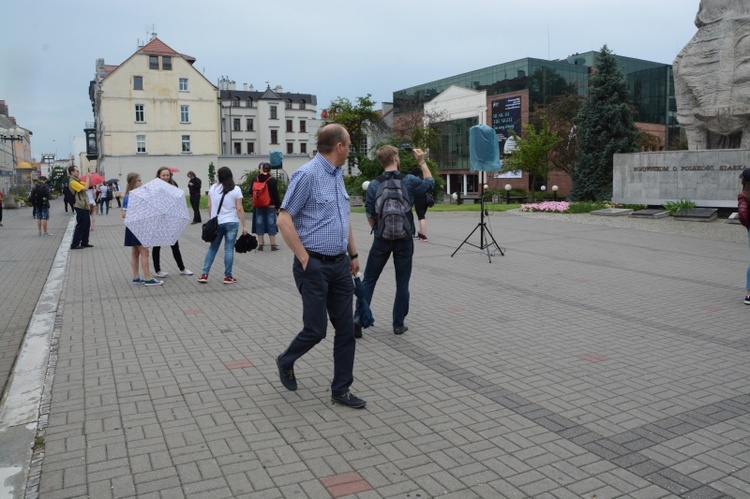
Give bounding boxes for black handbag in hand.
[201,192,227,243]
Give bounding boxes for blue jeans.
[255,207,278,236]
[202,222,238,277]
[356,236,414,330]
[278,255,356,395]
[99,198,109,214]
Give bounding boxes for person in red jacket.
[738,169,750,305]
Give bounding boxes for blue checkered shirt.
[281,153,350,256]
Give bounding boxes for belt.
[307,250,347,263]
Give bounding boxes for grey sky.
[2,0,699,160]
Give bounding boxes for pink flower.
[520,201,570,213]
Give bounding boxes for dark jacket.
[738,192,749,230]
[188,177,202,196]
[253,173,281,208]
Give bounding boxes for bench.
[350,195,364,207]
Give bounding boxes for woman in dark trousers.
[151,167,193,278]
[187,170,202,224]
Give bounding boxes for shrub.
[663,198,696,216]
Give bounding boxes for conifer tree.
[571,45,640,201]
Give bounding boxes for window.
[299,120,306,133]
[300,99,306,110]
[180,105,190,123]
[271,130,278,144]
[149,56,158,69]
[221,118,226,132]
[136,135,146,153]
[300,142,307,154]
[162,56,172,70]
[246,118,254,131]
[133,76,143,90]
[181,135,191,153]
[234,142,241,155]
[179,78,188,91]
[233,118,240,131]
[287,142,294,154]
[135,104,145,123]
[286,119,293,132]
[246,97,253,108]
[233,97,240,107]
[286,99,293,110]
[270,106,277,119]
[247,142,255,154]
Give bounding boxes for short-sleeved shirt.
[208,184,243,224]
[69,178,89,209]
[281,153,350,256]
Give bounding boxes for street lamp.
[0,126,24,187]
[552,185,559,201]
[504,183,512,204]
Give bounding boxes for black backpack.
[373,173,413,240]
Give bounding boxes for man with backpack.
[355,145,434,337]
[251,162,281,251]
[31,176,53,236]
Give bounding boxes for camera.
[403,147,414,153]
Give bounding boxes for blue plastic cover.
[469,124,500,172]
[269,150,283,168]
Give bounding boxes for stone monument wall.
[613,150,750,208]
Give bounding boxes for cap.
[741,168,750,182]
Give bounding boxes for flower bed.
[520,201,570,213]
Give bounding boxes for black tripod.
[451,189,504,263]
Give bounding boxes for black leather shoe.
[276,356,297,391]
[354,322,362,339]
[394,326,408,335]
[82,244,94,248]
[331,392,366,409]
[70,245,82,250]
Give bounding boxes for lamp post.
[0,126,23,187]
[504,183,512,204]
[552,185,558,201]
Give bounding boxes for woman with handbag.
[151,167,193,278]
[198,166,248,284]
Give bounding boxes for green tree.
[47,166,68,193]
[529,93,583,177]
[326,94,387,175]
[208,162,216,187]
[502,117,562,200]
[571,45,640,201]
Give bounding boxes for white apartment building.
[89,35,219,189]
[216,78,320,178]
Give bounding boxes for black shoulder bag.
[201,191,227,243]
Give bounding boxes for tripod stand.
[451,188,504,263]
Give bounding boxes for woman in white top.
[198,166,248,284]
[98,183,109,214]
[86,185,97,231]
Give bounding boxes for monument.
[613,0,750,208]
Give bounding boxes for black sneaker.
[394,325,408,335]
[745,295,750,305]
[331,392,366,409]
[276,356,297,391]
[354,321,362,339]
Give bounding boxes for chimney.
[229,81,236,91]
[274,85,283,93]
[249,84,254,92]
[151,32,158,41]
[243,83,247,91]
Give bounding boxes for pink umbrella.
[124,178,190,247]
[80,173,105,186]
[169,167,180,173]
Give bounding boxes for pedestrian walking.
[197,166,247,284]
[30,176,53,236]
[98,183,110,214]
[738,168,750,305]
[354,146,435,337]
[275,124,365,409]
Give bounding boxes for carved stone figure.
[674,0,750,149]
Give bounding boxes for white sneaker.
[155,271,169,278]
[179,269,194,275]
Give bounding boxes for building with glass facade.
[393,51,677,196]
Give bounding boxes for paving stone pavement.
[2,201,750,498]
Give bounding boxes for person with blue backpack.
[354,145,434,337]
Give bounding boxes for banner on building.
[491,96,522,153]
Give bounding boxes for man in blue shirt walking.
[355,146,435,337]
[276,124,365,409]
